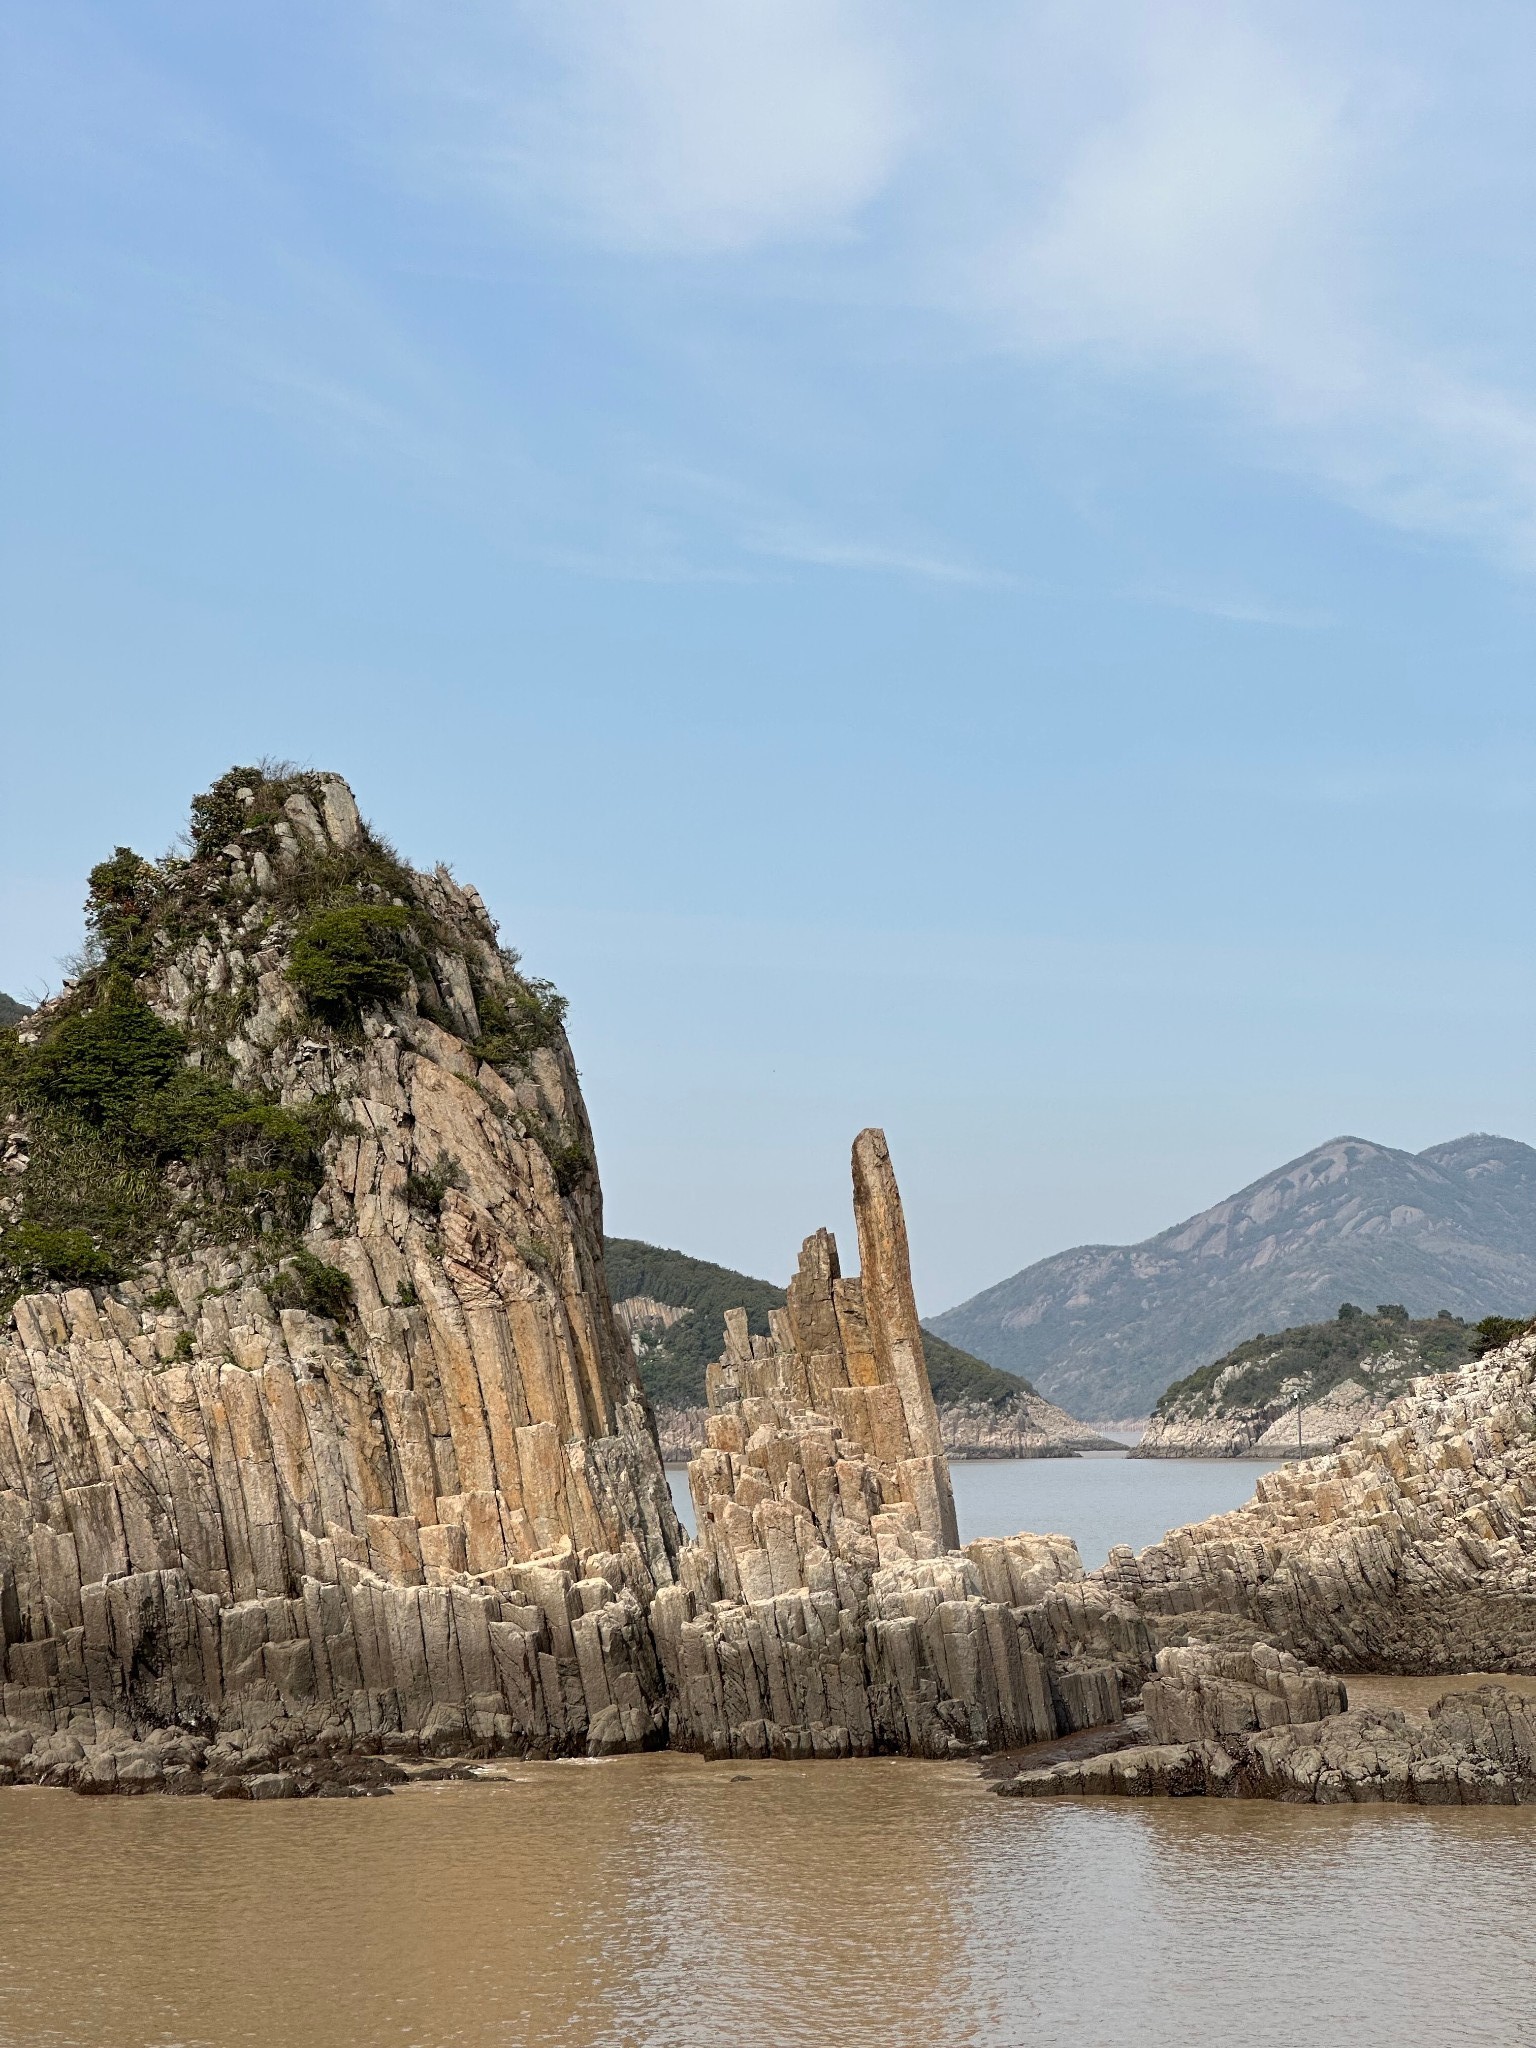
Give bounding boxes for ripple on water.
[0,1758,1532,2048]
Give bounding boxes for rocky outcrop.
[1081,1332,1536,1677]
[7,770,1536,1796]
[1132,1306,1487,1459]
[653,1406,712,1463]
[0,773,1130,1786]
[1001,1684,1536,1804]
[1133,1377,1390,1459]
[935,1394,1118,1459]
[0,772,681,1769]
[653,1387,1117,1463]
[1140,1641,1346,1743]
[648,1131,1128,1759]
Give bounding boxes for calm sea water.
[1,1759,1531,2048]
[667,1452,1282,1567]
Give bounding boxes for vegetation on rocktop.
[603,1237,1034,1411]
[472,979,569,1068]
[0,974,338,1306]
[288,904,418,1025]
[1151,1301,1521,1418]
[0,764,581,1308]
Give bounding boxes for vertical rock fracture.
[0,770,1122,1783]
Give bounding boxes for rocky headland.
[1131,1302,1507,1460]
[3,768,1533,1805]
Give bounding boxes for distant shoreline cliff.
[1132,1303,1525,1458]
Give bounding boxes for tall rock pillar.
[850,1128,959,1550]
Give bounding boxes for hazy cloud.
[379,2,1536,569]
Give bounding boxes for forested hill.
[930,1133,1536,1419]
[1153,1302,1513,1421]
[603,1237,1034,1412]
[0,995,28,1028]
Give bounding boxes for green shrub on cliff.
[472,979,568,1066]
[1153,1302,1500,1418]
[24,977,186,1136]
[1471,1314,1534,1356]
[288,903,417,1024]
[0,1222,119,1287]
[0,978,335,1308]
[271,1247,354,1323]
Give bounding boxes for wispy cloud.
[375,2,1536,572]
[1129,578,1333,629]
[745,528,1018,588]
[387,0,912,256]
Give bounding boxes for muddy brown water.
[5,1463,1531,2046]
[2,1754,1533,2048]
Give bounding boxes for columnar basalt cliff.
[4,772,1534,1800]
[1083,1331,1536,1678]
[0,773,1129,1790]
[648,1136,1126,1759]
[993,1329,1536,1803]
[0,771,681,1772]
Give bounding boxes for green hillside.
[1153,1301,1526,1420]
[603,1237,1033,1410]
[0,994,28,1029]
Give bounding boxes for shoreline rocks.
[1000,1683,1536,1804]
[1132,1378,1393,1460]
[6,771,1536,1799]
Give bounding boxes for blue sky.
[2,2,1533,1311]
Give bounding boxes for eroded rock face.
[5,771,1535,1790]
[1085,1333,1536,1676]
[0,774,680,1765]
[1001,1686,1536,1805]
[1141,1642,1347,1745]
[0,776,1131,1783]
[647,1137,1127,1759]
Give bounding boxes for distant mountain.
[603,1237,1037,1412]
[927,1134,1536,1421]
[0,994,28,1028]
